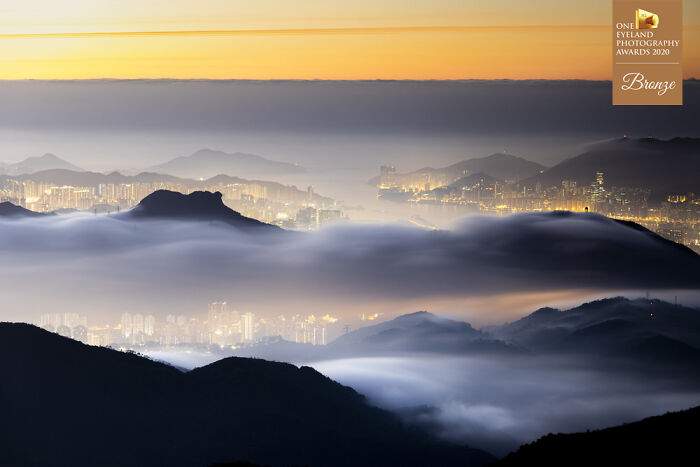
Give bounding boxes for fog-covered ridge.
[0,198,698,321]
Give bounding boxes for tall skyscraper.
[591,171,606,206]
[208,301,228,325]
[144,315,156,336]
[242,312,255,342]
[120,313,133,339]
[132,314,144,335]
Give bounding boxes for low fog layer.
[0,211,697,322]
[310,355,700,456]
[141,350,700,457]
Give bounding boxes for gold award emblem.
[635,8,659,29]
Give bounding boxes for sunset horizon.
[1,1,698,80]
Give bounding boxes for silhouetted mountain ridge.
[231,296,700,365]
[491,297,700,367]
[1,168,183,186]
[0,323,493,467]
[0,153,83,176]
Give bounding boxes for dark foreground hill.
[0,323,494,467]
[496,406,700,467]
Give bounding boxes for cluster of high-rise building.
[377,169,700,252]
[0,177,344,230]
[38,312,89,342]
[37,302,342,349]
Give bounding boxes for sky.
[0,0,698,79]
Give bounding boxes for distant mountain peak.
[329,310,515,356]
[388,310,465,326]
[483,152,524,160]
[389,310,479,328]
[394,310,435,320]
[492,296,700,366]
[37,152,62,160]
[529,306,561,318]
[122,189,277,230]
[148,148,305,179]
[191,148,239,157]
[0,153,83,176]
[19,152,63,162]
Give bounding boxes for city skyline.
[0,172,343,230]
[37,300,345,349]
[3,137,698,250]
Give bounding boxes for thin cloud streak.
[0,25,609,40]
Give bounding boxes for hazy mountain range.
[492,297,700,350]
[329,311,513,354]
[1,148,306,183]
[369,152,546,186]
[226,297,700,460]
[0,153,84,176]
[427,172,500,198]
[5,137,698,203]
[233,311,519,362]
[523,137,700,199]
[0,323,494,467]
[0,169,333,205]
[371,137,700,201]
[230,297,700,373]
[148,148,305,179]
[2,169,181,186]
[488,297,700,372]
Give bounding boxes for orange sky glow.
[0,1,697,79]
